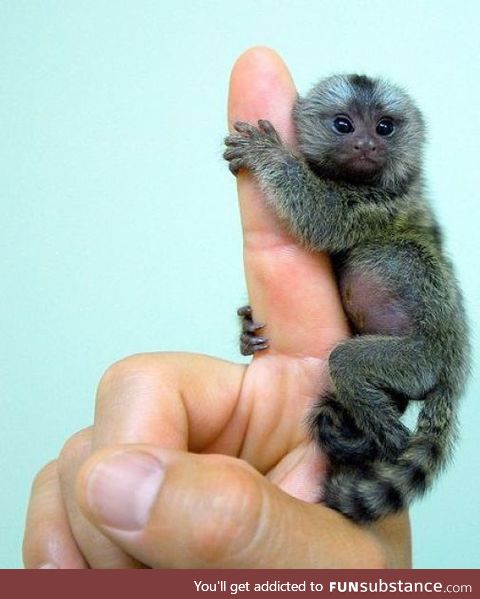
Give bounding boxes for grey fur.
[224,74,470,522]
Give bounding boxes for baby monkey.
[224,74,469,523]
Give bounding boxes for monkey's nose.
[354,138,376,153]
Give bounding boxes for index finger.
[228,47,349,357]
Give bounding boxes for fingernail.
[38,563,59,569]
[85,451,165,531]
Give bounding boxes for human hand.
[23,47,411,569]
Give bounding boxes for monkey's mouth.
[335,155,385,183]
[348,155,384,172]
[353,154,380,165]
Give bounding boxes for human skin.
[23,47,411,569]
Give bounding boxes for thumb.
[77,445,386,568]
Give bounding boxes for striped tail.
[324,384,458,523]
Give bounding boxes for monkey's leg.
[237,305,269,356]
[312,335,440,464]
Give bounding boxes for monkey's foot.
[237,304,269,356]
[372,414,410,462]
[351,401,411,462]
[224,120,283,175]
[311,394,411,465]
[310,397,379,465]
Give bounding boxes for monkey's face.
[326,109,391,182]
[293,75,426,192]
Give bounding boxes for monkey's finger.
[224,134,250,147]
[227,159,244,175]
[23,459,88,569]
[228,47,349,358]
[233,121,258,136]
[257,118,274,131]
[257,119,281,142]
[223,147,246,161]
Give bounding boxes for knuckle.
[22,532,39,568]
[95,353,156,407]
[31,459,59,493]
[24,460,60,567]
[190,462,265,566]
[58,428,92,478]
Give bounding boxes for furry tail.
[324,383,458,523]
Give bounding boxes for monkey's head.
[293,74,425,192]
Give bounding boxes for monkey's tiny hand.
[237,304,269,356]
[224,120,283,175]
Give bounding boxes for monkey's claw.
[237,305,252,318]
[237,304,270,356]
[240,332,270,356]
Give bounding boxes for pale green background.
[1,0,479,568]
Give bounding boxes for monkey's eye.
[376,118,395,136]
[333,116,354,134]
